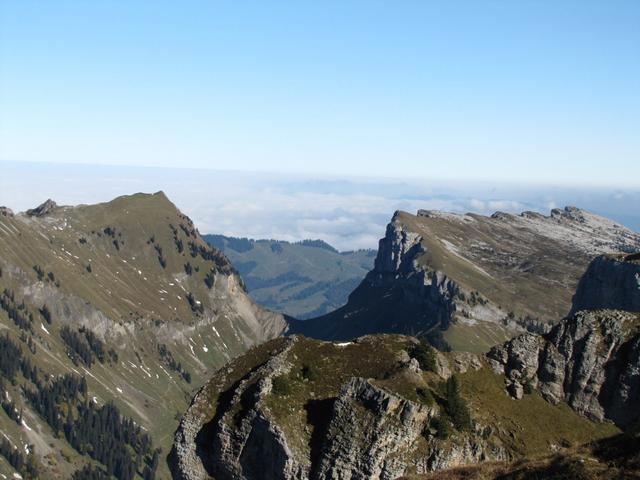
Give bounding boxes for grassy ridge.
[0,193,285,478]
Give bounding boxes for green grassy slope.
[203,235,375,319]
[0,192,285,479]
[179,334,619,478]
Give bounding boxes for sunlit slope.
[170,334,619,479]
[290,207,640,353]
[0,192,285,478]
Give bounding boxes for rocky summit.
[169,334,620,480]
[0,192,285,479]
[288,207,640,352]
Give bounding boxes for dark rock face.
[488,252,640,430]
[488,311,640,430]
[26,198,58,217]
[170,336,506,480]
[287,215,459,340]
[571,254,640,314]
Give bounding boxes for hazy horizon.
[2,160,638,251]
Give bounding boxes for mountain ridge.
[288,206,640,352]
[0,191,286,479]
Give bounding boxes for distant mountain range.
[203,235,376,319]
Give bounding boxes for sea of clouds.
[2,161,639,251]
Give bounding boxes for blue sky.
[1,1,639,185]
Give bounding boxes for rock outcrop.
[170,335,611,480]
[25,198,58,217]
[314,376,436,479]
[0,206,14,217]
[286,212,467,341]
[170,337,300,480]
[488,253,640,429]
[488,310,640,429]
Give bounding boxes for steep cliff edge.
[170,335,616,480]
[287,217,459,344]
[488,254,640,430]
[289,208,640,352]
[488,310,640,429]
[571,253,640,314]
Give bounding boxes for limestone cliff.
[288,208,640,352]
[170,335,614,480]
[488,254,640,430]
[488,310,640,429]
[571,253,640,314]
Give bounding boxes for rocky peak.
[289,206,640,351]
[171,331,619,480]
[550,206,587,223]
[371,216,424,277]
[170,335,512,480]
[0,206,14,217]
[26,198,58,217]
[286,211,459,341]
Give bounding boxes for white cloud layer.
[1,162,639,251]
